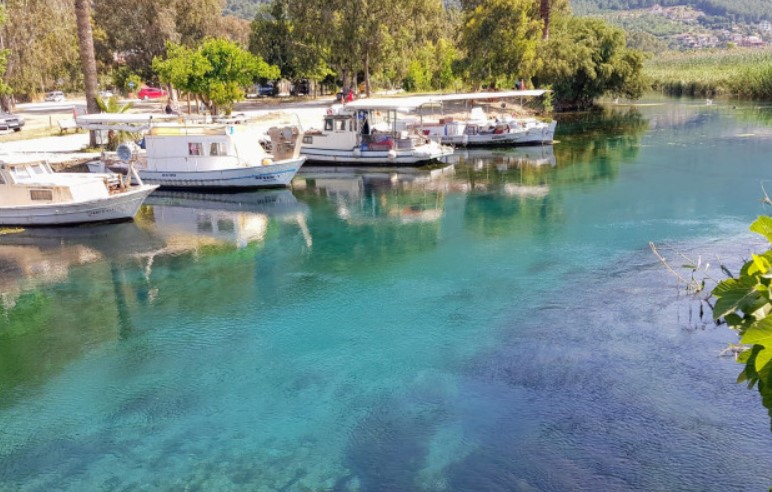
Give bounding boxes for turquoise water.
[1,98,772,491]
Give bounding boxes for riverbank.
[645,48,772,99]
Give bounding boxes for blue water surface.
[1,98,771,491]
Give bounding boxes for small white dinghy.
[0,159,157,226]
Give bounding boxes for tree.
[154,38,278,114]
[1,0,79,102]
[75,0,99,146]
[461,0,543,87]
[536,16,644,109]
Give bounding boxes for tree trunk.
[540,0,550,40]
[364,49,371,98]
[74,0,99,147]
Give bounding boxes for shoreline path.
[0,97,332,166]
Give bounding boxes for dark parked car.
[0,112,24,132]
[258,83,274,96]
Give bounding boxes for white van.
[45,91,66,102]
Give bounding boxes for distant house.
[760,21,772,32]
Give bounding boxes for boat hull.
[90,158,305,190]
[300,148,452,165]
[0,185,158,226]
[441,121,557,147]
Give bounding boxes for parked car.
[45,91,65,102]
[137,87,167,100]
[291,80,310,96]
[0,112,25,132]
[258,83,274,97]
[98,90,114,99]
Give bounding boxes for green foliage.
[713,216,772,430]
[535,16,645,109]
[112,67,143,95]
[153,38,278,113]
[461,0,542,86]
[645,48,772,98]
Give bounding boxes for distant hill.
[572,0,772,23]
[223,0,267,20]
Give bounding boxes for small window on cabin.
[303,135,313,144]
[324,119,333,131]
[30,164,46,175]
[188,142,203,156]
[30,189,53,201]
[338,120,346,131]
[210,142,225,156]
[10,167,30,180]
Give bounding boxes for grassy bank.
[644,48,772,99]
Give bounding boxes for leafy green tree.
[461,0,543,88]
[154,38,278,114]
[536,16,645,109]
[249,0,330,84]
[1,0,79,102]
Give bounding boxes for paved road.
[1,95,341,164]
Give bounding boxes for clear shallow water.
[1,98,772,491]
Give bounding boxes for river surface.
[1,97,771,491]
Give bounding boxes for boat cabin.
[0,160,121,206]
[144,125,271,171]
[303,106,419,151]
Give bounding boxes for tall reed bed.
[645,48,772,99]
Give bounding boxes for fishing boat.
[78,114,306,189]
[408,90,556,147]
[0,158,157,226]
[300,99,453,165]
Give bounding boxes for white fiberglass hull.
[301,146,453,165]
[438,121,557,147]
[90,158,305,189]
[0,185,158,226]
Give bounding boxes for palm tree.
[74,0,99,147]
[540,0,550,40]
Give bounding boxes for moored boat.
[409,90,556,147]
[300,99,453,165]
[78,114,306,189]
[0,159,157,226]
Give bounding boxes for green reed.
[644,48,772,99]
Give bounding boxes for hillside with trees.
[572,0,772,23]
[0,0,645,111]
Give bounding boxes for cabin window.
[338,120,346,131]
[10,167,30,180]
[188,142,203,156]
[303,135,313,144]
[210,142,225,156]
[30,189,53,201]
[324,119,333,131]
[30,164,46,175]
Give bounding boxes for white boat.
[0,159,157,226]
[409,90,557,147]
[300,99,453,165]
[78,114,306,189]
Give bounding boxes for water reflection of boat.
[295,166,452,225]
[143,190,312,249]
[444,145,556,167]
